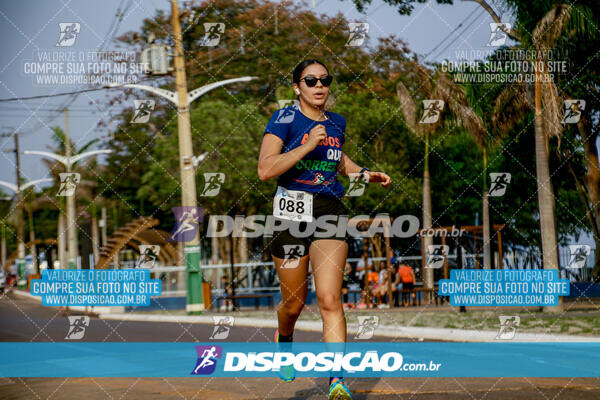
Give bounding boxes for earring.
[295,89,300,95]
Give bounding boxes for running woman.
[258,59,392,399]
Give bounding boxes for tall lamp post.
[25,144,112,269]
[107,0,256,314]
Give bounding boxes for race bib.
[273,186,313,222]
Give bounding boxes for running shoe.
[328,377,353,399]
[274,329,295,382]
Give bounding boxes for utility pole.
[107,2,255,313]
[171,0,203,314]
[64,108,78,269]
[13,133,25,261]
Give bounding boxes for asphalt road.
[1,292,599,400]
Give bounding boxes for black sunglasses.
[300,75,333,87]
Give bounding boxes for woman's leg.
[310,239,349,342]
[273,254,309,336]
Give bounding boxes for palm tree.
[40,127,103,268]
[492,4,594,312]
[396,61,485,297]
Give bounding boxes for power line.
[423,6,481,61]
[430,8,486,61]
[0,87,110,102]
[0,75,162,102]
[20,1,134,133]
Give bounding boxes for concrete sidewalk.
[13,289,600,343]
[98,310,600,342]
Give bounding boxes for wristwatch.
[359,167,369,174]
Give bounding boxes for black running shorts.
[269,193,351,259]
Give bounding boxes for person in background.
[220,275,233,311]
[366,263,380,308]
[372,261,390,308]
[341,262,353,310]
[394,263,416,306]
[355,256,373,309]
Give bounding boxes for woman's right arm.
[257,124,327,181]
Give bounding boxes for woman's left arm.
[337,152,392,187]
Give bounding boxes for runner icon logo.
[495,316,520,340]
[56,23,80,47]
[487,22,511,47]
[65,316,89,340]
[567,245,591,269]
[488,172,511,197]
[131,100,155,123]
[281,245,305,269]
[419,100,444,124]
[200,173,225,196]
[169,206,204,242]
[136,245,160,269]
[275,106,296,124]
[355,315,379,339]
[562,99,585,124]
[210,316,234,340]
[425,245,449,269]
[199,23,225,46]
[345,172,369,197]
[346,22,369,47]
[57,173,80,197]
[191,345,222,375]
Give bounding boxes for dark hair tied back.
[292,60,329,84]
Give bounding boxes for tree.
[345,0,600,310]
[395,60,484,294]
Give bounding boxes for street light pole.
[107,3,256,313]
[170,0,203,314]
[24,134,112,269]
[13,134,25,260]
[64,108,78,269]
